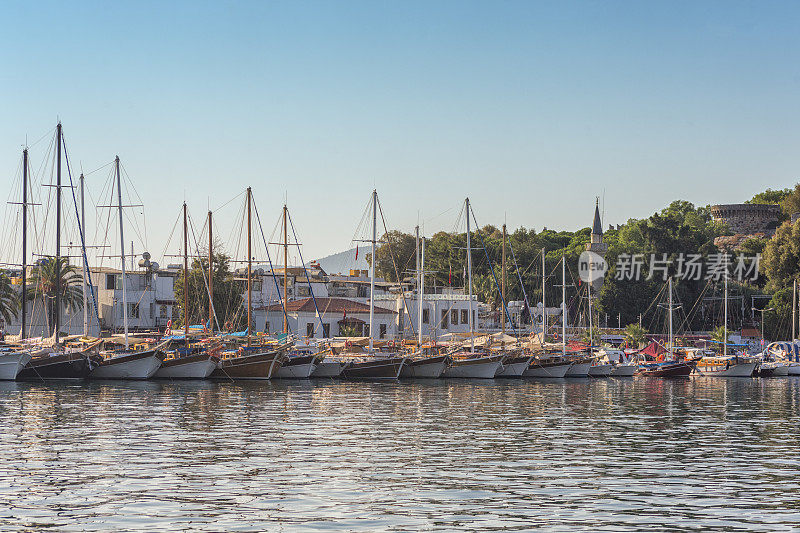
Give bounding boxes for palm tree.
[709,325,729,353]
[0,269,20,328]
[26,257,83,336]
[624,324,648,348]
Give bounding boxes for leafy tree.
[779,184,800,219]
[624,323,648,348]
[0,269,20,327]
[174,248,243,331]
[26,257,83,336]
[761,220,800,292]
[709,325,730,350]
[747,188,791,206]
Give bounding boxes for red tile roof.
[258,297,396,315]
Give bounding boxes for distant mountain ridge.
[311,246,373,276]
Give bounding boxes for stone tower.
[585,199,608,294]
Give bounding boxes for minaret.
[586,198,608,295]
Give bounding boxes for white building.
[89,267,177,332]
[256,296,397,340]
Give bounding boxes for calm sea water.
[1,377,799,532]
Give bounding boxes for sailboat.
[90,156,164,379]
[339,190,409,380]
[273,204,323,379]
[694,270,758,377]
[18,124,101,380]
[636,278,699,377]
[441,198,504,379]
[0,148,33,379]
[495,224,533,378]
[210,187,290,380]
[400,226,452,378]
[154,206,219,379]
[524,253,573,378]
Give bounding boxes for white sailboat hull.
[91,352,163,380]
[565,362,591,377]
[442,357,503,379]
[311,361,349,378]
[154,358,218,379]
[696,361,758,377]
[0,352,33,380]
[523,362,571,378]
[275,362,317,379]
[401,359,449,378]
[611,364,637,377]
[495,359,531,377]
[588,363,614,377]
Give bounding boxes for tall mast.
[21,148,28,340]
[466,198,474,352]
[541,248,546,343]
[208,210,214,332]
[793,279,796,341]
[588,263,593,350]
[668,277,673,356]
[420,236,426,347]
[415,225,421,346]
[246,187,252,347]
[283,204,288,335]
[183,202,189,340]
[501,224,506,337]
[116,156,129,349]
[80,173,88,336]
[562,255,566,357]
[54,123,62,345]
[723,270,728,358]
[369,189,376,352]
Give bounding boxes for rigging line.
[188,212,221,331]
[27,125,56,150]
[61,130,101,331]
[469,206,516,336]
[286,209,325,335]
[507,238,533,335]
[83,159,114,177]
[212,189,246,214]
[376,196,416,337]
[252,199,291,335]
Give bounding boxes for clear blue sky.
[2,0,799,263]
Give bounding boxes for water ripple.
[1,377,799,531]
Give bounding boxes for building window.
[451,309,458,325]
[422,309,429,324]
[265,321,270,334]
[441,310,449,329]
[380,324,387,339]
[364,324,370,337]
[128,303,140,319]
[307,322,315,338]
[398,313,404,331]
[322,323,330,338]
[106,274,115,290]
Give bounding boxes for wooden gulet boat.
[339,190,409,380]
[153,205,220,379]
[16,125,103,380]
[636,279,699,378]
[18,339,104,380]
